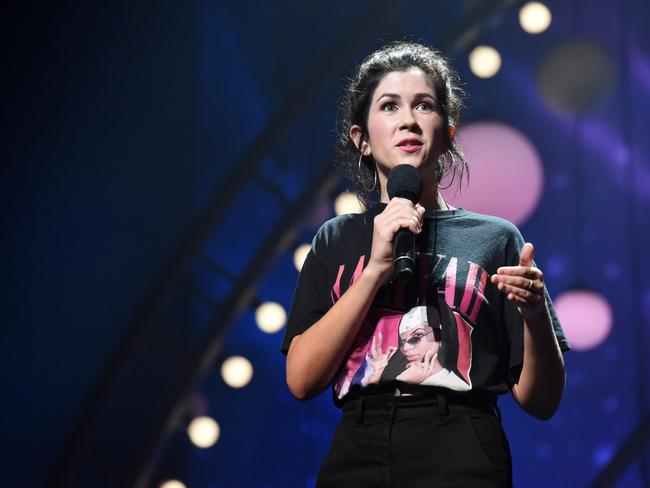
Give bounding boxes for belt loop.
[436,393,448,415]
[356,397,365,425]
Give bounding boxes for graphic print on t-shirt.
[332,252,489,399]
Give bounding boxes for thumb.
[416,204,426,222]
[519,242,535,267]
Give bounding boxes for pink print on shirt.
[331,255,365,303]
[331,253,488,399]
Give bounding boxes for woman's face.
[400,325,440,362]
[354,68,446,177]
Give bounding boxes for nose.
[398,109,419,131]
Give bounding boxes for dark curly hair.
[335,41,469,207]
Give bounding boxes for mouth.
[396,139,424,153]
[405,354,420,362]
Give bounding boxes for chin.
[395,157,421,166]
[379,159,432,177]
[396,157,435,170]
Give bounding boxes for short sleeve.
[280,247,331,355]
[504,229,571,385]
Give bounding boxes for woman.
[280,42,570,487]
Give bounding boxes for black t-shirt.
[281,205,571,405]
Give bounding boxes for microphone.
[387,164,422,281]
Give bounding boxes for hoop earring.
[358,153,377,192]
[437,150,456,190]
[434,152,444,184]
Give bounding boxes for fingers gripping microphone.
[387,165,422,281]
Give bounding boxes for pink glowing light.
[441,122,544,226]
[554,289,613,351]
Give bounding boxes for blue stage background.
[2,1,649,487]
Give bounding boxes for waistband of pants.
[340,382,500,420]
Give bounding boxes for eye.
[406,334,425,344]
[416,102,434,111]
[380,102,398,112]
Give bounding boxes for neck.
[420,182,450,210]
[378,172,453,211]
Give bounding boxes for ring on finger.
[527,279,533,290]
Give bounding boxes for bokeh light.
[441,122,543,225]
[220,355,254,388]
[519,2,552,34]
[554,289,613,350]
[334,191,364,215]
[187,416,221,448]
[537,40,616,115]
[160,481,186,488]
[593,444,614,467]
[293,243,311,272]
[255,301,287,333]
[468,45,501,78]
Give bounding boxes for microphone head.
[387,164,422,203]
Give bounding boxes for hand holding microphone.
[367,165,424,282]
[388,165,423,280]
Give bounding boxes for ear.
[350,125,371,156]
[448,125,456,142]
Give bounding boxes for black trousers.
[317,393,512,488]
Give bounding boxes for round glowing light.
[554,289,613,351]
[187,416,220,448]
[519,2,552,34]
[468,45,501,79]
[160,481,186,488]
[255,301,287,333]
[537,40,616,115]
[441,122,543,225]
[334,191,364,216]
[220,355,254,388]
[293,243,311,272]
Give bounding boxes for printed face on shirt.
[400,325,441,363]
[353,68,447,179]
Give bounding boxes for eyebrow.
[375,92,436,103]
[404,327,427,337]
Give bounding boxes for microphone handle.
[393,227,415,281]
